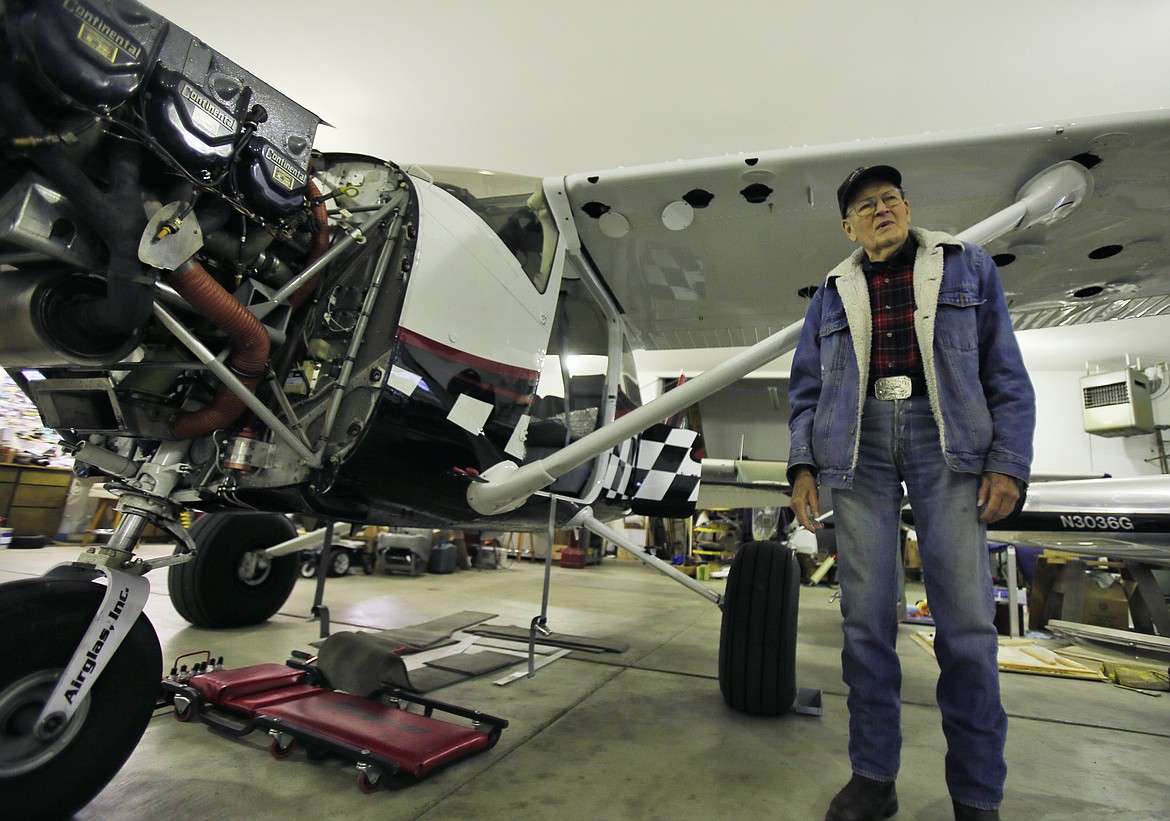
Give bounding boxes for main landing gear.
[718,540,801,716]
[169,512,300,628]
[573,513,814,718]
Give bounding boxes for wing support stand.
[528,493,562,677]
[309,521,335,639]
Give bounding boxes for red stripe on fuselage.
[396,327,540,381]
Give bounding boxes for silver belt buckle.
[874,375,912,400]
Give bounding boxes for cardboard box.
[1028,557,1131,631]
[1081,580,1130,630]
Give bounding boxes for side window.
[427,167,555,293]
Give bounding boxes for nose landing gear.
[0,577,162,820]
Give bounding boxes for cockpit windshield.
[419,166,555,293]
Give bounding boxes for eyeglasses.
[848,191,905,219]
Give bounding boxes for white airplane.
[2,1,1170,816]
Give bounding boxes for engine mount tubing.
[260,195,405,317]
[166,260,270,438]
[73,443,139,479]
[316,213,402,452]
[153,303,321,467]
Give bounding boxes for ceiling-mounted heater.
[1080,368,1156,437]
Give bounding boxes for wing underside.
[557,109,1170,350]
[989,475,1170,565]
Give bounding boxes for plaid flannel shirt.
[863,237,923,383]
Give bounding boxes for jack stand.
[312,604,331,639]
[310,521,334,639]
[528,493,562,677]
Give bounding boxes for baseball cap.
[837,165,902,217]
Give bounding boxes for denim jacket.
[787,227,1035,488]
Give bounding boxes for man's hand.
[978,471,1020,523]
[789,467,824,532]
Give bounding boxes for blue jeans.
[831,396,1006,810]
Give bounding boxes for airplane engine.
[1,0,319,360]
[0,0,433,520]
[0,0,561,532]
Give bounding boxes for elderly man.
[787,166,1035,821]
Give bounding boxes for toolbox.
[382,547,422,576]
[429,542,457,574]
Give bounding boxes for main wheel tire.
[0,577,162,821]
[718,540,799,716]
[168,512,299,628]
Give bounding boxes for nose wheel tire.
[718,541,800,716]
[0,577,161,820]
[168,512,300,628]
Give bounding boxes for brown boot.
[825,773,898,821]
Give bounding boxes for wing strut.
[956,160,1092,246]
[468,160,1094,516]
[569,507,723,607]
[467,319,806,515]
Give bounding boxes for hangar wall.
[636,359,1170,482]
[1030,371,1170,479]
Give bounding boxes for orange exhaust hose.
[166,261,271,439]
[290,179,331,309]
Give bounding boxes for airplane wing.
[988,474,1170,566]
[556,109,1170,349]
[695,458,790,510]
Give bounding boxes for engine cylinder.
[6,0,168,109]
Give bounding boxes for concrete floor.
[2,541,1168,821]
